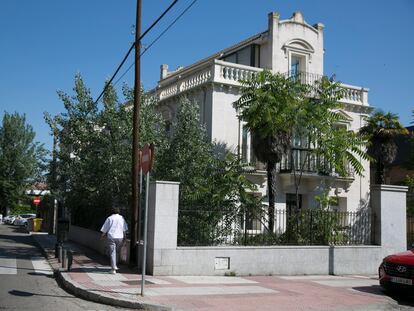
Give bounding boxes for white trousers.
[107,237,123,269]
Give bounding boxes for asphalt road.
[0,223,133,311]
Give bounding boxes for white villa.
[149,11,373,214]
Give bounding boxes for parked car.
[13,214,36,226]
[379,249,414,290]
[3,215,17,224]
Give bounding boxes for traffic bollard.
[58,245,63,263]
[62,248,67,269]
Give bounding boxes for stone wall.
[68,181,407,276]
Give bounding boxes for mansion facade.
[149,11,373,213]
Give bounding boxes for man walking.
[100,207,128,274]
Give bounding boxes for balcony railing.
[279,148,354,178]
[150,60,369,106]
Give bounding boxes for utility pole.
[130,0,142,266]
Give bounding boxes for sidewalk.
[32,233,401,311]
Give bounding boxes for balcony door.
[286,193,302,212]
[290,54,306,79]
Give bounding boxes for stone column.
[371,184,408,257]
[147,181,180,275]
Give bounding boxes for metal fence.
[178,208,375,247]
[408,216,414,249]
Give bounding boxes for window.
[291,56,300,76]
[286,193,302,211]
[289,54,306,79]
[222,45,260,68]
[250,132,256,164]
[240,193,262,231]
[242,126,248,162]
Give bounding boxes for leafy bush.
[10,204,35,215]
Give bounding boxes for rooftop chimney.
[160,64,169,79]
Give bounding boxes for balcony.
[279,148,354,179]
[150,59,369,107]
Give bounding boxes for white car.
[13,214,36,226]
[4,215,17,224]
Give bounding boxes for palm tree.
[360,110,409,184]
[234,70,306,232]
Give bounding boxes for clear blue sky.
[0,0,413,151]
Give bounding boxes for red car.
[379,249,414,289]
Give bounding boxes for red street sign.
[33,197,41,206]
[141,143,154,174]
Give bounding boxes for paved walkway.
[32,233,402,311]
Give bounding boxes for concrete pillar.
[267,11,280,72]
[160,64,169,79]
[371,184,408,257]
[147,181,180,275]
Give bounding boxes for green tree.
[234,71,369,232]
[156,97,213,202]
[359,110,408,184]
[234,70,307,231]
[45,74,168,229]
[156,97,260,245]
[291,77,369,206]
[0,112,46,215]
[405,175,414,216]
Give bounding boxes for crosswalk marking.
[31,257,53,275]
[0,256,52,276]
[0,256,17,274]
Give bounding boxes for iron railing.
[407,216,414,249]
[178,208,375,247]
[279,148,354,178]
[283,70,324,85]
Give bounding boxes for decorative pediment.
[336,110,353,122]
[283,39,314,54]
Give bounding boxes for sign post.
[33,197,41,217]
[140,143,154,297]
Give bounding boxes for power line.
[113,0,198,87]
[94,0,179,105]
[94,43,135,105]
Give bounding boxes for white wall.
[210,87,241,152]
[151,245,382,276]
[371,184,408,257]
[268,12,324,75]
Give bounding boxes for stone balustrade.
[154,59,369,106]
[180,69,212,92]
[215,59,262,84]
[340,83,368,105]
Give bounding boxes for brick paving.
[32,233,401,311]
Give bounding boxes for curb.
[55,271,173,311]
[30,234,175,311]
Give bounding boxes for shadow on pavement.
[27,271,54,278]
[68,266,111,273]
[352,285,384,296]
[354,285,414,308]
[9,289,74,299]
[385,290,414,308]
